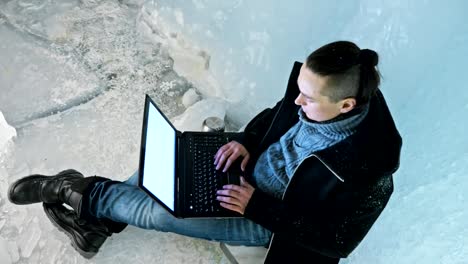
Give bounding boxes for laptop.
[138,94,243,218]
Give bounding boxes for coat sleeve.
[243,188,301,232]
[243,158,349,258]
[244,188,345,258]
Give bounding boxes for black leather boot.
[43,203,112,259]
[8,169,85,205]
[8,169,108,213]
[10,170,128,258]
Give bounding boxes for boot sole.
[8,169,84,205]
[43,203,98,259]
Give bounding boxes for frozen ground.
[0,0,236,263]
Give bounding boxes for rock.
[182,88,201,108]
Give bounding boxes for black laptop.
[138,94,242,218]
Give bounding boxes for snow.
[181,88,201,108]
[0,237,13,264]
[18,217,41,258]
[0,112,16,157]
[1,0,467,263]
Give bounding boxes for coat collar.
[314,89,402,182]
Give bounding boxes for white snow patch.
[0,112,16,155]
[182,88,201,108]
[0,238,12,264]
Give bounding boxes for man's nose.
[294,94,303,105]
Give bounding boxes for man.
[8,41,402,263]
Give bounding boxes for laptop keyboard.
[187,134,230,214]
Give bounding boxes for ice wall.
[141,0,360,124]
[143,0,468,262]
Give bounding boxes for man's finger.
[217,189,240,197]
[219,202,242,214]
[222,153,240,172]
[216,195,242,206]
[214,148,226,165]
[223,184,244,192]
[240,176,249,185]
[216,151,232,170]
[214,144,231,163]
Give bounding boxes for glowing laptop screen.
[142,100,176,211]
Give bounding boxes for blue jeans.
[85,170,272,246]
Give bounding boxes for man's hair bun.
[359,49,378,67]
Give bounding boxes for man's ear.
[339,98,357,114]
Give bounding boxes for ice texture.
[0,237,13,264]
[1,0,467,263]
[0,112,16,155]
[7,241,20,263]
[18,217,41,258]
[0,0,232,263]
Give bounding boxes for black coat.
[235,62,403,263]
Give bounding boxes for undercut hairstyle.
[305,41,381,107]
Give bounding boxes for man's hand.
[214,141,250,172]
[216,177,254,215]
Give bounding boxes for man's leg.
[83,170,271,247]
[123,170,139,186]
[8,169,125,258]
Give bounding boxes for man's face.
[295,64,351,122]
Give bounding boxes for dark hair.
[305,41,381,106]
